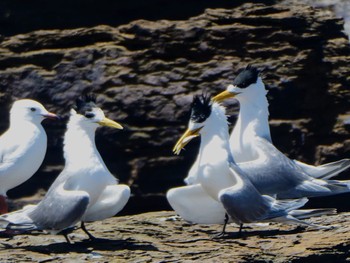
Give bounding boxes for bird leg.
[211,213,229,239]
[237,223,244,237]
[63,233,72,244]
[59,227,76,244]
[0,195,8,214]
[81,222,96,241]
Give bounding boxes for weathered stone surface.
[1,211,350,262]
[0,2,349,213]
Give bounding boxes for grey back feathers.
[232,65,259,88]
[190,94,212,123]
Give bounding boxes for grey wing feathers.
[239,137,309,194]
[243,137,350,198]
[28,189,89,231]
[220,163,310,223]
[219,164,277,223]
[219,186,271,223]
[263,196,308,219]
[3,187,89,232]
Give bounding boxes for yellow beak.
[98,117,123,129]
[173,127,202,155]
[212,90,238,103]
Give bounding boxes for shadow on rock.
[15,237,158,254]
[199,225,307,240]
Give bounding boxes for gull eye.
[85,113,95,119]
[30,107,36,112]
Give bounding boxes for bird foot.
[210,231,227,239]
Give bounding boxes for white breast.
[0,124,47,195]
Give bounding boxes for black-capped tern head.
[173,94,212,155]
[73,94,123,130]
[212,65,260,103]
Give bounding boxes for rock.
[0,211,350,262]
[0,2,349,213]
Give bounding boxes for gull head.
[71,94,123,130]
[212,65,260,103]
[173,94,212,155]
[10,99,58,124]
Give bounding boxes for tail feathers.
[289,208,336,220]
[296,180,331,193]
[281,179,350,199]
[5,222,38,232]
[295,159,350,180]
[325,180,350,193]
[0,208,37,232]
[272,208,337,229]
[318,159,350,179]
[275,214,334,230]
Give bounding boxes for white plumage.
[215,66,350,178]
[0,96,130,242]
[169,96,334,232]
[0,99,58,213]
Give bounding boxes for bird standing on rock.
[210,65,350,198]
[171,94,334,236]
[0,94,130,243]
[168,67,350,225]
[212,65,350,179]
[0,99,58,214]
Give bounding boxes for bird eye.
[30,107,36,112]
[85,113,95,119]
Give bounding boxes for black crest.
[75,94,97,116]
[190,94,212,123]
[232,65,259,88]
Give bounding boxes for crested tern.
[210,65,350,198]
[212,65,350,179]
[171,95,334,234]
[0,99,58,214]
[0,94,130,243]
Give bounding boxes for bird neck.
[63,119,104,169]
[199,104,234,165]
[9,117,43,134]
[197,104,237,201]
[230,85,271,161]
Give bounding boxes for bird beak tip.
[43,112,60,120]
[98,117,123,129]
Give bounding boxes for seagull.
[212,65,350,179]
[171,95,334,235]
[0,99,58,214]
[0,94,130,243]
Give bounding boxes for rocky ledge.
[0,211,350,262]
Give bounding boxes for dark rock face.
[0,0,272,36]
[0,2,349,213]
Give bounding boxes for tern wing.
[218,164,271,223]
[239,137,332,197]
[219,163,306,223]
[28,184,89,232]
[1,169,90,232]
